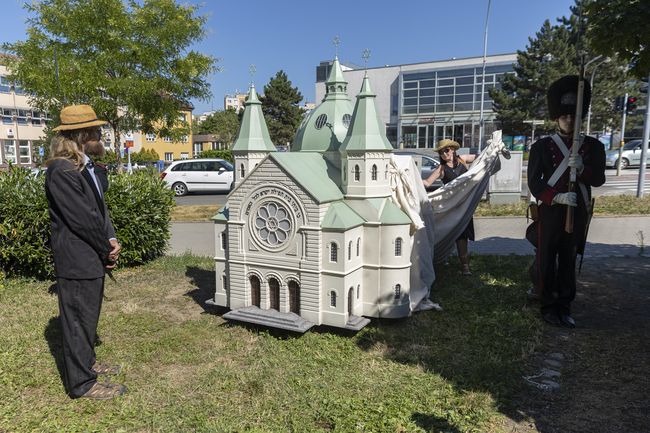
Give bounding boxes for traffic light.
[626,96,637,114]
[614,95,625,112]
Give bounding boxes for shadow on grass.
[44,316,66,392]
[184,265,227,315]
[411,412,462,433]
[354,255,540,428]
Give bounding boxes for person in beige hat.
[423,139,477,275]
[45,104,126,399]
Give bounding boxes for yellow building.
[137,107,193,162]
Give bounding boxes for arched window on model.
[330,290,337,307]
[371,164,377,180]
[394,284,401,300]
[357,284,360,299]
[221,232,227,250]
[354,164,360,181]
[330,242,338,262]
[356,237,361,256]
[348,241,352,261]
[395,237,402,256]
[239,163,245,179]
[222,274,228,292]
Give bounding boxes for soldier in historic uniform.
[527,75,606,328]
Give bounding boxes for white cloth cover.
[427,130,507,263]
[388,155,436,312]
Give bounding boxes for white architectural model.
[210,58,420,332]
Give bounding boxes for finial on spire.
[333,35,341,57]
[248,64,256,85]
[362,48,371,70]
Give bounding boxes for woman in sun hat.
[423,138,477,275]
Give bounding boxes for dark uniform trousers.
[57,277,105,397]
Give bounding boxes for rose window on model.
[254,202,292,246]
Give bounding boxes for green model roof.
[291,57,354,153]
[378,198,412,225]
[270,152,343,203]
[340,73,393,152]
[232,84,276,152]
[321,201,365,231]
[212,206,230,221]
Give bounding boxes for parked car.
[605,139,650,169]
[160,158,234,196]
[393,151,443,191]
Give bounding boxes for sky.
[1,0,577,114]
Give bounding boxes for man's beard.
[84,140,105,158]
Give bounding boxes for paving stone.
[544,359,562,368]
[541,368,561,378]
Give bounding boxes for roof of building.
[340,73,393,153]
[231,83,276,152]
[321,201,365,231]
[291,56,354,153]
[270,152,343,203]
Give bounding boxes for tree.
[491,1,634,137]
[3,0,215,164]
[586,0,649,80]
[260,71,303,146]
[196,108,240,146]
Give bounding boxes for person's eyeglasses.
[441,148,454,154]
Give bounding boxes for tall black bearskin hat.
[547,75,591,120]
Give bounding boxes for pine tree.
[260,71,303,146]
[491,0,635,137]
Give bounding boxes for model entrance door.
[288,281,300,314]
[269,278,280,310]
[250,275,261,307]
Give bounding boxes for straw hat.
[434,139,460,153]
[53,104,108,131]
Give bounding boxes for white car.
[161,159,234,196]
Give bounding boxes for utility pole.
[477,0,491,153]
[637,72,650,197]
[616,92,628,176]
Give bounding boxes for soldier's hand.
[568,154,584,173]
[552,192,577,207]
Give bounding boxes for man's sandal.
[80,382,127,400]
[92,362,122,376]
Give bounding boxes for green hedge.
[198,149,233,162]
[0,166,175,279]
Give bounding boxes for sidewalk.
[169,216,650,258]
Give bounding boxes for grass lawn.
[0,254,540,432]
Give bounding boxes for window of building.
[221,232,227,250]
[315,114,328,130]
[371,164,377,180]
[222,275,228,292]
[163,136,173,142]
[356,237,360,257]
[180,152,189,159]
[330,242,338,262]
[394,284,401,300]
[354,165,360,181]
[145,133,156,142]
[193,143,202,157]
[18,140,30,164]
[2,140,16,164]
[348,241,352,261]
[330,291,337,307]
[164,152,173,162]
[0,76,11,93]
[239,164,245,179]
[357,284,360,299]
[395,238,402,256]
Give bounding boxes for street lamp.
[477,0,492,153]
[585,55,610,135]
[523,120,544,145]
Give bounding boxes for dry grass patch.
[171,204,220,221]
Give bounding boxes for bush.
[198,149,233,162]
[105,170,175,265]
[0,166,174,279]
[0,166,53,279]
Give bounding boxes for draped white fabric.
[428,130,507,263]
[388,155,436,312]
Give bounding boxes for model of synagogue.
[208,57,507,332]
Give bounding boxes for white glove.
[568,154,584,173]
[552,192,577,207]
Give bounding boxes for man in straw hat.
[527,76,606,328]
[45,104,126,399]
